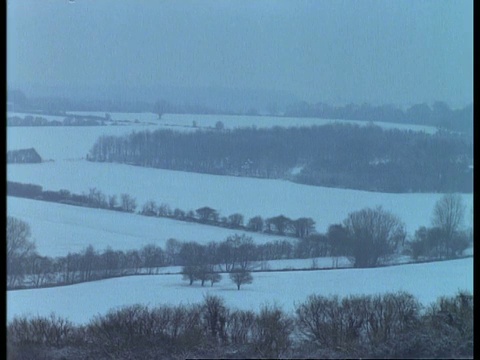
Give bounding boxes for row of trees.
[7,291,473,359]
[7,181,138,213]
[8,194,471,289]
[8,181,317,238]
[87,124,473,193]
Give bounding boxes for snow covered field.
[7,125,157,161]
[7,197,290,257]
[7,257,472,324]
[7,161,473,234]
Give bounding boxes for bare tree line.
[7,181,317,238]
[7,291,473,359]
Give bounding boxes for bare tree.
[292,217,316,238]
[228,213,244,228]
[120,193,137,212]
[247,216,264,232]
[432,193,466,258]
[196,206,218,223]
[208,272,222,287]
[202,294,228,342]
[230,269,253,290]
[108,194,118,210]
[343,206,405,268]
[165,238,182,265]
[141,200,157,216]
[252,304,293,358]
[7,217,36,287]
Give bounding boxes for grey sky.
[7,0,473,107]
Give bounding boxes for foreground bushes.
[7,291,473,359]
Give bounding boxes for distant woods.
[87,124,472,193]
[285,101,473,136]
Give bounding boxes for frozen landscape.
[7,1,473,357]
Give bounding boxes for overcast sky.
[7,0,473,107]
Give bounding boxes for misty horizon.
[7,0,473,109]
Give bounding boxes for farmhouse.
[7,148,42,164]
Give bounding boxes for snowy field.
[7,257,472,325]
[7,197,291,257]
[7,125,158,161]
[7,161,473,234]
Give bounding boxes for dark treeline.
[7,291,473,359]
[285,100,473,136]
[7,181,138,213]
[7,181,317,238]
[87,124,472,193]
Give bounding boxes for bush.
[252,304,294,358]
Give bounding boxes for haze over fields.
[7,1,473,358]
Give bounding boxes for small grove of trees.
[7,291,473,359]
[180,235,254,289]
[407,194,471,260]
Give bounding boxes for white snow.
[7,197,289,257]
[7,257,472,324]
[7,161,473,234]
[7,125,158,161]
